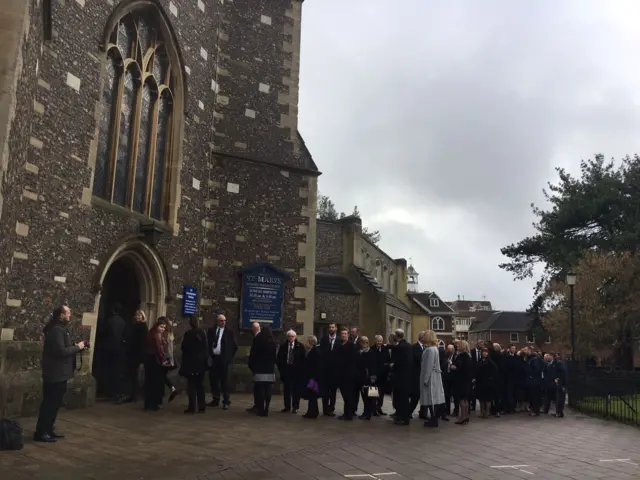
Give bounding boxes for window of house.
[526,334,535,344]
[430,298,439,308]
[510,332,519,343]
[545,336,551,344]
[431,316,445,331]
[437,340,445,347]
[93,11,179,221]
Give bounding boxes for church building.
[0,0,317,415]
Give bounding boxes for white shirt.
[213,326,224,356]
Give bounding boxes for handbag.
[306,378,319,394]
[367,386,379,398]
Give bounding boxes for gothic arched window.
[93,11,177,221]
[432,316,445,331]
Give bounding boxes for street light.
[566,272,576,360]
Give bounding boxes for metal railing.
[567,363,640,426]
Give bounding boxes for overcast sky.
[297,0,640,310]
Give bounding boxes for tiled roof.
[315,272,360,295]
[408,292,456,315]
[352,266,385,293]
[469,311,533,332]
[386,293,411,314]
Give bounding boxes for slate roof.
[469,311,533,332]
[352,265,385,293]
[315,272,360,295]
[408,292,456,315]
[386,293,411,314]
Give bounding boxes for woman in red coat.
[144,318,169,411]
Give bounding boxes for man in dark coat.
[207,314,238,409]
[34,305,86,442]
[391,329,412,426]
[439,344,454,421]
[469,340,485,411]
[408,332,426,419]
[503,344,521,413]
[319,322,339,416]
[336,327,359,420]
[523,347,544,415]
[489,343,504,416]
[276,329,306,413]
[372,334,391,415]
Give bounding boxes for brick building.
[407,291,456,346]
[447,298,494,340]
[0,0,317,415]
[314,216,411,341]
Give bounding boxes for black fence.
[567,363,640,426]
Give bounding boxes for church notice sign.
[239,263,290,330]
[182,285,198,317]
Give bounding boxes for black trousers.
[208,357,230,404]
[442,380,453,415]
[35,381,67,436]
[543,386,558,413]
[282,377,301,410]
[376,383,387,412]
[360,388,376,418]
[126,363,142,401]
[339,379,357,418]
[105,351,126,397]
[555,385,566,415]
[144,359,164,409]
[306,396,319,417]
[187,374,205,411]
[322,377,337,413]
[393,387,410,422]
[253,382,272,415]
[529,385,542,414]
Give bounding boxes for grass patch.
[574,395,640,425]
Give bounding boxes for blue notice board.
[239,263,290,330]
[182,285,198,317]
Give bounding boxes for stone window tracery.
[93,11,176,221]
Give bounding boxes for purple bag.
[306,378,319,393]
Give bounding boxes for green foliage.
[316,194,382,245]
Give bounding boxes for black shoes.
[33,433,56,443]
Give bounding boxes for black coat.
[524,355,544,387]
[180,328,208,377]
[41,322,81,384]
[276,340,306,380]
[391,340,412,391]
[411,343,424,393]
[336,340,359,382]
[452,351,473,400]
[372,345,391,385]
[303,346,324,399]
[248,332,277,376]
[319,335,340,378]
[356,349,378,386]
[125,321,148,366]
[206,326,238,364]
[441,350,454,382]
[504,352,523,385]
[475,358,499,401]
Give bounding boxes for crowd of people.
[33,306,568,443]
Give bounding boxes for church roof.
[297,131,319,172]
[352,265,385,293]
[315,272,360,295]
[386,293,411,313]
[408,291,456,315]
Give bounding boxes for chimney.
[457,294,460,300]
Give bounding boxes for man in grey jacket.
[34,305,85,443]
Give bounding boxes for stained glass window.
[92,10,177,221]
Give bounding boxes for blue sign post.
[182,285,198,317]
[239,263,290,330]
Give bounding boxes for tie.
[330,338,334,350]
[287,343,293,364]
[216,328,222,348]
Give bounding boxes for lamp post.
[566,272,576,360]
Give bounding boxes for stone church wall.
[0,0,316,416]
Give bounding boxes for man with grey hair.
[372,334,391,415]
[207,313,237,410]
[276,329,305,413]
[391,328,412,426]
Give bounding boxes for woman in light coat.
[420,330,446,428]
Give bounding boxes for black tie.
[287,344,293,364]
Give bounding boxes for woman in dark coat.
[474,348,499,418]
[356,336,377,420]
[248,326,277,417]
[180,317,209,414]
[302,335,323,419]
[451,340,473,425]
[143,318,169,411]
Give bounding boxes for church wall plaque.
[182,285,198,317]
[239,263,290,330]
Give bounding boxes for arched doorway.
[91,239,168,399]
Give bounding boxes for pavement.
[1,394,639,480]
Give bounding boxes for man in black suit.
[470,340,485,411]
[372,335,391,415]
[349,326,361,415]
[441,344,455,419]
[276,330,306,413]
[391,329,412,426]
[207,314,238,410]
[408,331,426,419]
[337,327,359,421]
[319,322,339,416]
